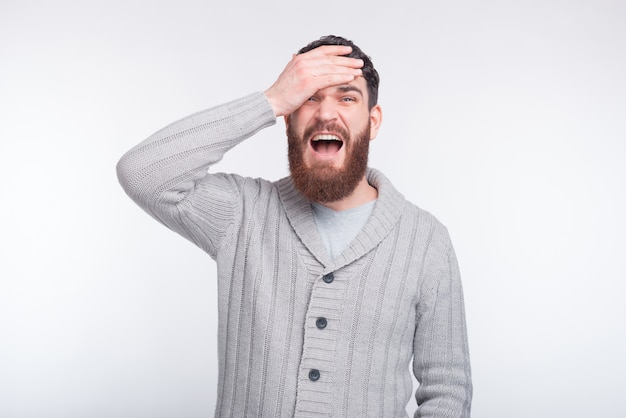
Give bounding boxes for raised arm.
[116,45,364,255]
[116,92,276,254]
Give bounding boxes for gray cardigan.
[117,92,472,417]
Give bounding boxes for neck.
[316,176,378,211]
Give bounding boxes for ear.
[368,104,383,141]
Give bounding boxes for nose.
[316,97,338,123]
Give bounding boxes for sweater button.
[316,317,327,329]
[323,273,334,283]
[309,369,320,381]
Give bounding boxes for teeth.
[312,134,341,142]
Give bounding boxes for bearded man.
[117,35,472,417]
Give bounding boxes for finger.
[310,60,363,78]
[302,44,353,58]
[327,55,364,68]
[305,66,363,93]
[298,48,363,68]
[317,65,363,79]
[296,52,363,72]
[291,54,362,80]
[294,56,363,78]
[317,73,360,88]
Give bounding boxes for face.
[286,77,382,203]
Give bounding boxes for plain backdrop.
[1,1,625,417]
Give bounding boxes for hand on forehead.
[264,45,364,117]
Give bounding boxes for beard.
[287,120,370,204]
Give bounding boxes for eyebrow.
[336,85,364,97]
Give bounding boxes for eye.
[341,96,356,102]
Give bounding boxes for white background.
[1,1,625,417]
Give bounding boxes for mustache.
[302,121,350,143]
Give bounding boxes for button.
[323,273,334,283]
[316,317,327,329]
[309,369,320,381]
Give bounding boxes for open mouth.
[311,134,344,155]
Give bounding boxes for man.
[117,35,472,417]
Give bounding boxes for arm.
[116,92,276,255]
[413,228,472,417]
[116,45,364,255]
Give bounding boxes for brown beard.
[287,120,370,204]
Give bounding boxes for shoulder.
[371,168,453,253]
[370,168,448,231]
[403,201,452,250]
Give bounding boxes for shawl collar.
[276,168,406,271]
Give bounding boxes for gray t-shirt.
[311,200,376,260]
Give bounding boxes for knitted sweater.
[117,92,472,417]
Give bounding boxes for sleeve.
[116,92,276,257]
[413,226,473,417]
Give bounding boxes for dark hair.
[298,35,379,109]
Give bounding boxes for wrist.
[263,89,284,117]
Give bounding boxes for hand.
[264,45,364,117]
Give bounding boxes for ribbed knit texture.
[117,92,472,417]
